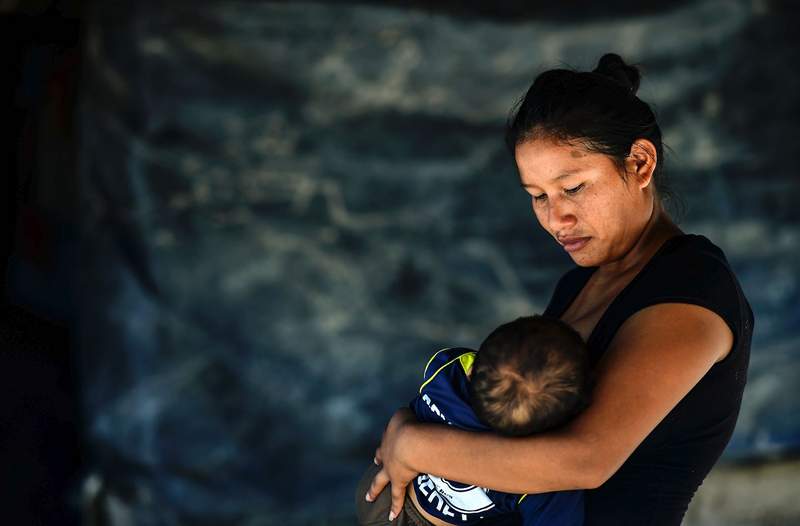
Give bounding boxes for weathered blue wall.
[76,1,799,523]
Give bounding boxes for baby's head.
[468,315,589,437]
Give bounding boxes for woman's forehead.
[516,138,590,162]
[516,140,605,182]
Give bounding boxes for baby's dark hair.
[468,315,589,437]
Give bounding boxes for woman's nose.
[547,198,577,231]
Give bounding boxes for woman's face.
[515,137,655,268]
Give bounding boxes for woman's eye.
[565,183,585,195]
[533,194,547,202]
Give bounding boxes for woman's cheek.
[532,203,547,226]
[575,190,600,217]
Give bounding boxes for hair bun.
[593,53,640,95]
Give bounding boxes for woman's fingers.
[379,408,418,520]
[365,465,390,502]
[364,462,412,522]
[388,475,408,522]
[364,408,420,519]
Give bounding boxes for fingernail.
[365,492,373,502]
[388,511,396,522]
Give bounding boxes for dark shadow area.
[332,0,697,22]
[0,304,82,525]
[2,1,84,523]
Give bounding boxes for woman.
[365,53,754,525]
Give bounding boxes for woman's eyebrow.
[521,169,584,188]
[552,168,584,180]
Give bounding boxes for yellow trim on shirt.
[458,352,475,375]
[518,494,528,504]
[423,348,451,379]
[418,350,476,394]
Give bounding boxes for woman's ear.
[625,138,657,190]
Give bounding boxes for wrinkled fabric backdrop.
[76,1,799,524]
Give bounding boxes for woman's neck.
[595,199,683,282]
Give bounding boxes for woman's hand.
[365,407,419,521]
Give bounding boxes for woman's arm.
[366,302,734,519]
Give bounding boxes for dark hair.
[505,52,679,211]
[468,315,590,436]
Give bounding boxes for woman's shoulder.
[629,232,753,344]
[645,233,742,295]
[660,233,731,265]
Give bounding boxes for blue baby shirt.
[408,347,584,526]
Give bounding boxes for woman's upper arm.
[571,301,734,485]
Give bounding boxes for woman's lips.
[561,237,591,253]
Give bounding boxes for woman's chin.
[567,250,599,267]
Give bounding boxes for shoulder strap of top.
[543,265,596,319]
[588,235,753,366]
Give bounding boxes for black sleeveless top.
[541,233,753,525]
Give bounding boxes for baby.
[356,314,590,526]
